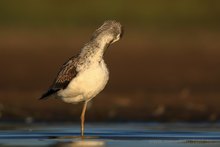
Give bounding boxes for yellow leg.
[81,101,88,137]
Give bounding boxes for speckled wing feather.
[40,56,78,99]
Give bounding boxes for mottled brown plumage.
[40,56,78,99]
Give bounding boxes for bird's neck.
[79,38,110,62]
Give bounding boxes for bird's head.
[91,20,123,46]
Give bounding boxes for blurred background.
[0,0,220,123]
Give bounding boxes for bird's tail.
[39,89,59,100]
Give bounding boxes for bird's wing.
[40,56,78,99]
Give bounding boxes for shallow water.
[0,123,220,147]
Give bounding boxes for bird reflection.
[53,140,106,147]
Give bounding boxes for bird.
[40,20,123,137]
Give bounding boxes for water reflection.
[0,123,220,147]
[54,140,105,147]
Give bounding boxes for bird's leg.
[81,101,88,138]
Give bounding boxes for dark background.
[0,0,220,122]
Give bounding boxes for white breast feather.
[57,60,109,103]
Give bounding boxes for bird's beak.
[120,26,124,38]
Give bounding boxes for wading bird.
[40,20,123,137]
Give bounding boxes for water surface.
[0,123,220,147]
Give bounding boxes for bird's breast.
[58,60,109,102]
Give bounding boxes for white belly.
[57,60,109,103]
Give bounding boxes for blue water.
[0,123,220,147]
